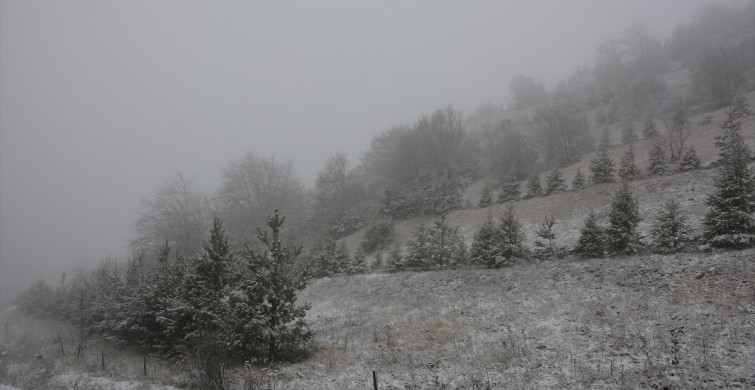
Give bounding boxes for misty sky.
[1,0,716,304]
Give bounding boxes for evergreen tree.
[478,183,492,208]
[647,141,668,175]
[372,251,384,271]
[525,175,543,198]
[574,210,606,258]
[651,199,691,254]
[470,214,498,264]
[642,117,659,139]
[590,147,616,184]
[545,169,567,195]
[572,167,587,190]
[385,244,404,273]
[621,123,638,145]
[533,215,560,260]
[406,214,466,270]
[618,144,641,181]
[348,247,367,275]
[590,129,615,184]
[241,210,312,361]
[703,101,755,248]
[679,146,702,171]
[333,243,350,275]
[498,173,520,202]
[605,183,641,255]
[495,204,528,267]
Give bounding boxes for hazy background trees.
[131,170,211,259]
[217,153,307,245]
[509,74,548,110]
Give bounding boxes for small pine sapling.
[498,173,520,202]
[647,141,668,175]
[621,123,638,145]
[679,146,702,171]
[574,211,606,258]
[605,183,641,255]
[386,245,404,273]
[572,167,586,190]
[470,214,498,265]
[651,199,691,254]
[495,203,528,267]
[545,170,567,195]
[525,175,543,198]
[643,117,659,139]
[618,144,641,181]
[479,183,492,208]
[590,130,615,184]
[533,215,561,260]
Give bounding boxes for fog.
[0,0,714,306]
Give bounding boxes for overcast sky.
[1,0,716,304]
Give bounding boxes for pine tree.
[621,123,638,145]
[385,244,404,273]
[406,214,466,270]
[703,101,755,248]
[470,215,498,264]
[651,199,691,254]
[545,170,567,195]
[348,247,367,275]
[479,183,492,208]
[605,183,641,255]
[533,215,559,260]
[574,210,605,258]
[643,117,659,139]
[241,210,312,361]
[525,175,543,198]
[572,167,586,190]
[495,203,528,267]
[679,146,702,171]
[498,173,520,202]
[618,144,640,181]
[590,132,616,184]
[372,251,384,271]
[333,243,350,275]
[647,141,668,175]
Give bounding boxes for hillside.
[341,94,755,259]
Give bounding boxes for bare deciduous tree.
[131,170,210,258]
[218,153,306,243]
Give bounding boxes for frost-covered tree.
[703,101,755,248]
[618,144,641,181]
[495,204,528,267]
[240,210,311,361]
[385,244,404,273]
[651,199,691,254]
[679,146,702,171]
[590,132,616,184]
[470,215,497,264]
[545,170,567,195]
[572,167,587,190]
[406,214,466,270]
[642,117,659,139]
[647,141,668,175]
[525,175,543,198]
[498,173,520,202]
[605,183,641,255]
[478,183,492,208]
[621,123,638,145]
[348,247,367,275]
[533,215,560,260]
[574,211,606,258]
